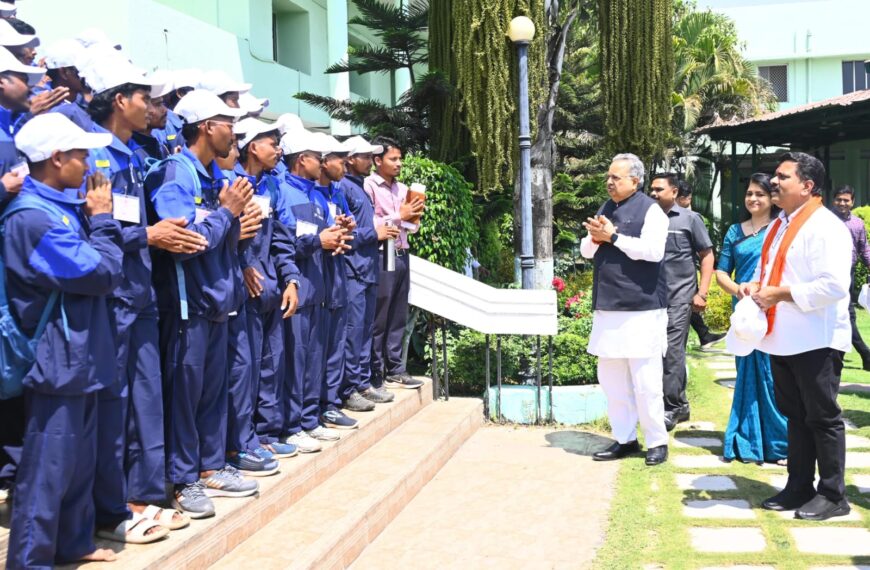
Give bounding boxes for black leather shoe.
[645,445,668,466]
[761,489,815,511]
[664,412,677,432]
[795,494,851,521]
[593,440,640,462]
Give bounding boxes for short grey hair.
[612,153,645,188]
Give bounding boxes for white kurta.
[581,204,670,358]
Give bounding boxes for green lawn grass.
[843,307,870,385]
[592,346,870,569]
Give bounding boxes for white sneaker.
[283,431,322,453]
[307,425,340,442]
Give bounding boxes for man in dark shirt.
[649,173,715,431]
[832,185,870,369]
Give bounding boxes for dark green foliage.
[400,155,476,272]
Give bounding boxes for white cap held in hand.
[15,113,112,162]
[725,296,768,356]
[174,89,245,124]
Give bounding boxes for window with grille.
[843,60,870,94]
[758,65,788,102]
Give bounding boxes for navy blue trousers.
[322,305,348,411]
[8,391,98,569]
[341,277,377,399]
[160,313,228,485]
[0,394,24,487]
[248,306,285,444]
[226,306,259,454]
[372,253,409,377]
[284,305,326,434]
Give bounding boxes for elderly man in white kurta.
[581,153,670,466]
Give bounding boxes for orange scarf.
[758,196,823,334]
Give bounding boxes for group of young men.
[0,14,425,568]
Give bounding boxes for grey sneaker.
[344,392,376,412]
[307,425,341,441]
[284,431,322,453]
[385,373,424,389]
[200,465,259,498]
[172,482,215,519]
[360,386,395,403]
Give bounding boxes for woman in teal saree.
[715,173,788,463]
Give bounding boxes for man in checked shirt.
[364,137,425,390]
[832,185,870,370]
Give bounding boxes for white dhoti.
[588,309,669,449]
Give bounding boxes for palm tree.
[295,0,444,151]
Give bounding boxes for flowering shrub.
[552,277,566,293]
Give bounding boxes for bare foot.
[80,548,117,562]
[776,458,787,466]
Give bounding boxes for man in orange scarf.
[738,152,852,521]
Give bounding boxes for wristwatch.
[610,233,619,245]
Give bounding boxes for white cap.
[0,46,44,86]
[174,89,245,124]
[344,135,383,156]
[75,27,121,50]
[233,117,279,149]
[198,69,251,95]
[0,2,16,15]
[147,70,174,99]
[170,68,202,91]
[0,19,37,48]
[279,129,332,156]
[15,113,112,162]
[274,113,303,136]
[311,132,349,156]
[725,296,768,357]
[81,55,156,94]
[239,92,269,115]
[41,38,86,70]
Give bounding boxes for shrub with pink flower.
[552,277,566,293]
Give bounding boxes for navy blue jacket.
[314,182,350,309]
[85,126,155,312]
[145,147,244,322]
[340,174,379,284]
[153,110,185,152]
[279,173,328,309]
[240,168,300,314]
[50,94,94,132]
[132,130,170,162]
[0,105,24,210]
[3,178,124,394]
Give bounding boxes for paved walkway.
[350,426,620,570]
[668,349,870,569]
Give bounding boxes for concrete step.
[10,378,435,570]
[211,397,484,570]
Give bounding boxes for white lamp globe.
[507,16,536,43]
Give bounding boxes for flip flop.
[96,513,169,544]
[141,504,191,531]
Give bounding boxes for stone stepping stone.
[775,508,863,521]
[844,418,857,431]
[846,434,870,449]
[707,361,737,371]
[673,436,722,449]
[714,370,737,379]
[684,499,756,519]
[676,474,737,491]
[690,527,766,552]
[682,421,716,431]
[810,566,870,570]
[716,379,737,389]
[852,475,870,494]
[701,567,776,570]
[674,455,729,469]
[760,461,787,470]
[790,527,870,556]
[847,452,870,468]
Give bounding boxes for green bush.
[704,277,732,332]
[852,206,870,288]
[401,155,476,272]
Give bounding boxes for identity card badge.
[296,220,318,237]
[113,194,141,224]
[195,208,211,224]
[252,194,271,218]
[11,161,29,178]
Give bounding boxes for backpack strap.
[0,195,65,341]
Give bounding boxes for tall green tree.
[295,0,446,151]
[598,0,674,162]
